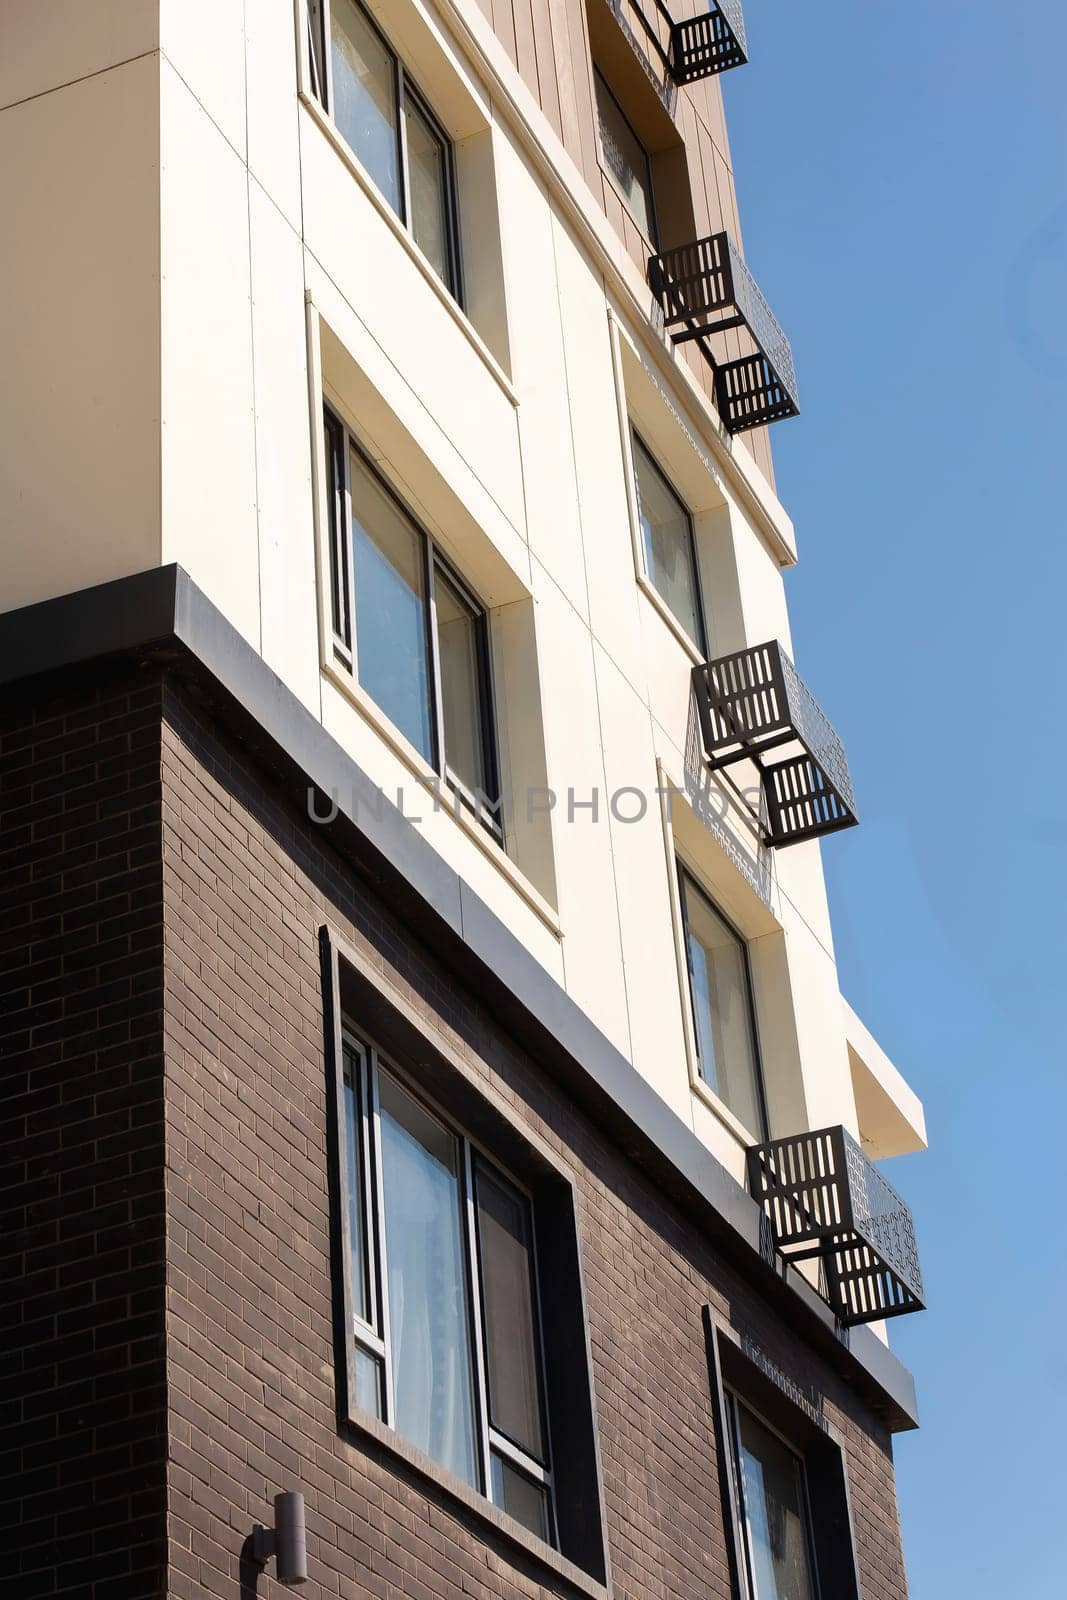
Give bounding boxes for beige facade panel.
[0,0,159,112]
[0,51,162,612]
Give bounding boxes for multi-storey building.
[2,3,928,1597]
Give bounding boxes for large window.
[323,408,501,835]
[678,867,765,1137]
[727,1397,818,1600]
[594,68,658,245]
[339,1033,556,1542]
[631,433,706,652]
[308,0,462,298]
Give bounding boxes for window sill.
[338,1404,609,1600]
[298,89,519,410]
[322,656,563,940]
[690,1068,762,1151]
[635,571,706,666]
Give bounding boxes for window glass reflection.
[350,448,433,763]
[735,1404,816,1600]
[378,1073,478,1487]
[681,872,764,1136]
[330,0,401,213]
[632,436,703,648]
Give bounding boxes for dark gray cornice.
[0,566,919,1431]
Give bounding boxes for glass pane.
[682,874,764,1136]
[342,1048,371,1323]
[474,1161,545,1461]
[632,437,703,648]
[324,411,350,646]
[735,1405,815,1600]
[354,1342,383,1418]
[350,449,433,762]
[435,565,491,803]
[404,93,452,287]
[594,71,655,242]
[378,1072,478,1487]
[491,1452,551,1544]
[330,0,401,213]
[307,1,326,102]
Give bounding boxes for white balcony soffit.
[842,996,927,1160]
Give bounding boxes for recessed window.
[632,433,706,652]
[594,68,658,245]
[339,1033,555,1542]
[322,936,608,1579]
[727,1396,818,1600]
[323,407,501,836]
[706,1310,864,1600]
[678,867,765,1137]
[308,0,462,299]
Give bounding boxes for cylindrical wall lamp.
[252,1490,308,1586]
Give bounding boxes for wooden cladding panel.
[481,0,775,477]
[531,0,565,140]
[512,0,538,90]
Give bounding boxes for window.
[678,867,765,1137]
[339,1033,556,1543]
[631,433,706,652]
[307,0,462,298]
[705,1309,863,1600]
[323,408,502,835]
[594,68,658,245]
[727,1397,817,1600]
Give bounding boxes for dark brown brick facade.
[4,664,909,1599]
[2,670,168,1599]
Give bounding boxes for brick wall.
[4,664,909,1598]
[158,674,909,1600]
[1,669,168,1599]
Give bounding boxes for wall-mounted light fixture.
[252,1491,308,1587]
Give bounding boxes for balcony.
[747,1126,925,1327]
[670,0,748,82]
[648,232,799,433]
[612,0,748,86]
[691,640,857,848]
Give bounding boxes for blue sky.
[723,2,1067,1594]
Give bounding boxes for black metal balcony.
[747,1126,925,1327]
[670,0,747,82]
[610,0,748,87]
[691,641,857,848]
[648,232,798,433]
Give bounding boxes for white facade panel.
[160,60,259,647]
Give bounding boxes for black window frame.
[320,927,609,1584]
[340,1028,558,1543]
[307,0,464,302]
[630,428,708,655]
[677,863,768,1139]
[323,404,503,842]
[725,1392,821,1600]
[704,1308,864,1600]
[593,66,660,248]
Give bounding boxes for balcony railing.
[648,233,799,433]
[671,0,748,82]
[747,1126,925,1327]
[691,641,857,848]
[609,0,748,87]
